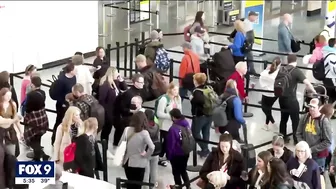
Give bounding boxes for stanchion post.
[124,2,133,31]
[263,60,267,69]
[244,75,250,113]
[169,59,174,82]
[134,38,139,55]
[116,42,121,72]
[186,119,202,172]
[9,74,14,86]
[106,44,111,66]
[141,32,145,44]
[102,139,108,182]
[129,43,134,78]
[116,177,121,189]
[124,42,128,78]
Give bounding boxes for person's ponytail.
[268,57,281,74]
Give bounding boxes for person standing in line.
[20,64,37,105]
[278,13,293,64]
[98,67,127,158]
[224,20,246,64]
[189,11,206,35]
[243,11,259,76]
[296,98,332,173]
[190,73,212,158]
[166,109,190,189]
[277,54,316,144]
[51,63,77,145]
[24,76,50,161]
[92,47,109,97]
[259,57,281,131]
[72,55,94,95]
[121,112,155,189]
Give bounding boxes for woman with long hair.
[0,71,18,111]
[20,64,36,104]
[225,20,246,64]
[242,151,273,189]
[121,111,154,189]
[269,158,294,189]
[217,79,245,141]
[267,135,293,163]
[0,88,23,157]
[259,57,281,131]
[286,141,321,189]
[92,47,109,95]
[189,11,205,35]
[98,67,127,158]
[71,117,99,178]
[53,106,82,165]
[199,132,245,189]
[155,82,182,166]
[72,55,94,95]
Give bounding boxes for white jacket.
[156,95,182,130]
[259,68,279,97]
[75,65,94,94]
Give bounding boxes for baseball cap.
[308,98,319,108]
[194,26,205,34]
[248,11,258,17]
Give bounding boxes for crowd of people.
[0,9,335,189]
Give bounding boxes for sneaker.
[158,159,168,167]
[197,149,210,158]
[20,139,33,151]
[106,150,114,159]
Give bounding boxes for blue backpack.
[154,47,170,72]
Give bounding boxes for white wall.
[0,1,99,73]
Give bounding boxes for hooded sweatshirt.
[190,34,205,57]
[144,40,163,62]
[309,43,325,64]
[296,114,332,155]
[166,118,190,160]
[322,45,336,58]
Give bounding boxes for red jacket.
[227,71,246,100]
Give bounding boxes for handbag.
[286,26,301,53]
[182,55,196,90]
[112,127,135,166]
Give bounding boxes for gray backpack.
[212,95,235,127]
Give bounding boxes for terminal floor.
[16,10,334,188]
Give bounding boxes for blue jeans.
[191,115,212,151]
[179,88,190,100]
[313,156,326,172]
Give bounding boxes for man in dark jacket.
[135,54,167,101]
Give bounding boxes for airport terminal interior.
[7,0,336,188]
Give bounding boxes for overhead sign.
[130,0,150,24]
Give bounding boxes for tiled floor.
[14,2,335,188]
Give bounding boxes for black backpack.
[174,124,195,154]
[48,75,60,100]
[313,53,334,81]
[80,99,105,133]
[274,65,295,97]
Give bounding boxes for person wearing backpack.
[154,82,182,167]
[166,108,191,189]
[135,54,167,101]
[144,30,164,64]
[190,73,213,158]
[275,54,316,144]
[322,38,336,103]
[296,98,332,173]
[215,79,245,141]
[51,63,77,145]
